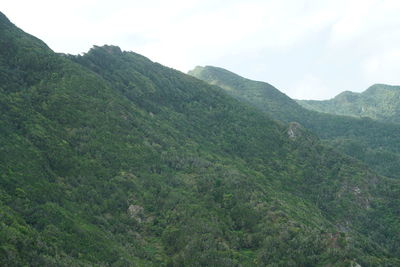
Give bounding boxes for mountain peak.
[298,83,400,124]
[364,83,400,95]
[334,90,358,102]
[188,65,246,84]
[189,65,304,122]
[90,45,123,55]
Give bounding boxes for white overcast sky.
[2,0,400,99]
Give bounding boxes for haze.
[2,0,400,100]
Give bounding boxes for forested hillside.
[189,66,400,179]
[297,84,400,124]
[1,11,400,266]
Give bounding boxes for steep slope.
[188,66,301,120]
[72,47,400,265]
[1,12,400,266]
[298,84,400,124]
[189,66,400,179]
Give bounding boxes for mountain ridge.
[189,66,400,180]
[297,83,400,124]
[1,11,400,266]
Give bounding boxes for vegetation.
[189,66,400,179]
[297,84,400,124]
[1,11,400,266]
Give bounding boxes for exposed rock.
[287,122,303,140]
[351,262,362,267]
[128,204,144,222]
[352,187,361,194]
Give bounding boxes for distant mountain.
[2,11,400,266]
[297,84,400,124]
[188,66,301,122]
[189,66,400,179]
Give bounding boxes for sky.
[2,0,400,100]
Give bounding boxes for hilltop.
[297,84,400,124]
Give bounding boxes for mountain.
[297,84,400,124]
[189,66,400,180]
[2,12,400,266]
[188,66,301,121]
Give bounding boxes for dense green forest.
[1,11,400,266]
[297,84,400,124]
[189,66,400,179]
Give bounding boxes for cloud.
[328,0,400,48]
[290,74,334,100]
[328,0,375,46]
[363,49,400,85]
[2,0,400,99]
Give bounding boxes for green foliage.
[189,66,400,179]
[298,84,400,124]
[1,11,400,266]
